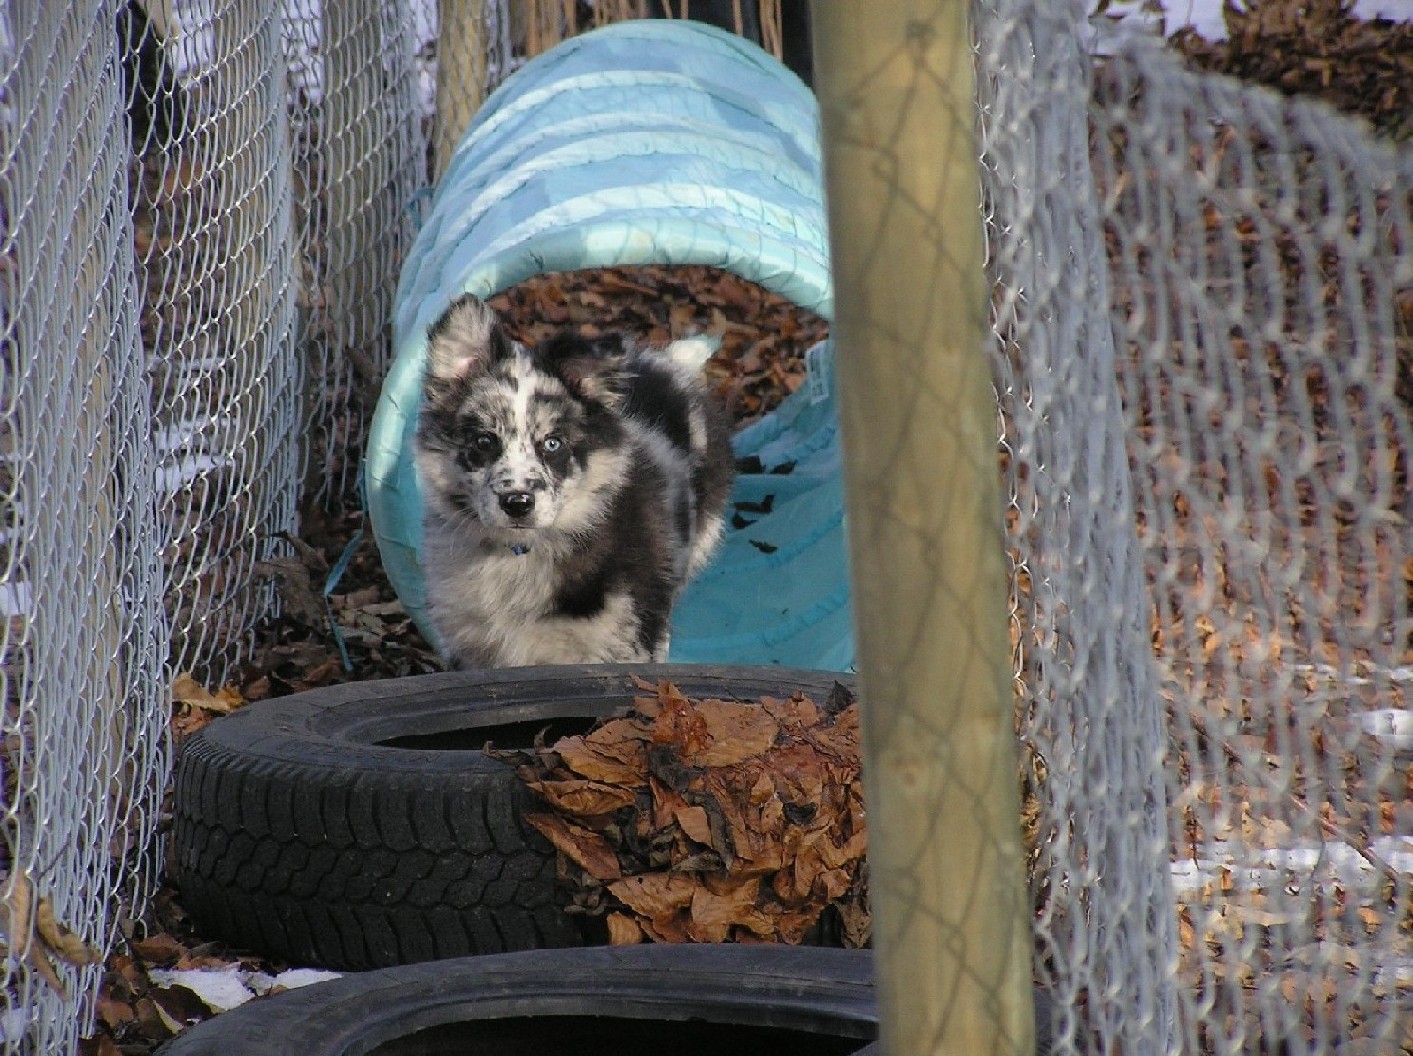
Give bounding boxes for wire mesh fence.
[2,3,170,1050]
[136,0,303,684]
[982,0,1411,1051]
[1095,48,1410,1053]
[0,0,1409,1052]
[292,0,424,509]
[980,5,1182,1050]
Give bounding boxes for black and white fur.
[414,294,734,669]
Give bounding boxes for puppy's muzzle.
[498,492,536,520]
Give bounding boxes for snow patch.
[1358,709,1413,750]
[1171,836,1413,894]
[1371,835,1413,874]
[1094,0,1413,53]
[156,454,232,495]
[148,965,343,1013]
[149,966,259,1013]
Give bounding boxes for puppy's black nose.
[499,492,535,519]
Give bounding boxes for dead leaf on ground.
[690,697,781,766]
[502,680,868,947]
[606,912,645,945]
[170,672,242,714]
[555,725,651,786]
[523,777,637,819]
[1,870,102,999]
[525,812,623,880]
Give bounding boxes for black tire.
[171,664,855,971]
[155,945,877,1055]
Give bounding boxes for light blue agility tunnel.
[366,19,853,671]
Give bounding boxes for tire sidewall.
[171,665,857,969]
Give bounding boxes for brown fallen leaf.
[555,726,650,786]
[131,932,187,964]
[608,872,698,920]
[503,680,868,947]
[525,813,622,880]
[770,743,828,805]
[251,555,328,628]
[606,912,645,945]
[637,911,692,944]
[803,702,861,761]
[690,697,780,767]
[632,692,663,718]
[36,896,102,967]
[1,869,102,999]
[523,778,636,819]
[674,804,714,846]
[649,776,692,832]
[686,877,770,942]
[650,683,711,757]
[97,994,135,1029]
[771,905,829,945]
[131,995,175,1041]
[170,672,243,714]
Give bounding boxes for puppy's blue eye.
[541,436,563,454]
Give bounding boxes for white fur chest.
[420,523,647,667]
[424,529,553,638]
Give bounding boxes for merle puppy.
[414,294,734,669]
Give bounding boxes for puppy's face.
[415,295,627,535]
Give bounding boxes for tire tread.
[170,666,851,970]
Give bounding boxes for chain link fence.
[982,4,1183,1049]
[2,2,169,1049]
[0,0,1408,1052]
[982,1,1411,1051]
[1098,52,1409,1053]
[136,0,303,682]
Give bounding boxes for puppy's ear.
[537,332,628,408]
[425,295,512,384]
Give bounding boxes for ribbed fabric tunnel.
[367,20,852,669]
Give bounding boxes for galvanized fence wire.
[1097,51,1411,1053]
[137,0,302,684]
[2,2,169,1051]
[978,3,1180,1052]
[981,0,1411,1052]
[3,0,309,1047]
[292,0,426,508]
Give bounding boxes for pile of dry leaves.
[491,678,870,948]
[1170,0,1412,141]
[487,263,830,426]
